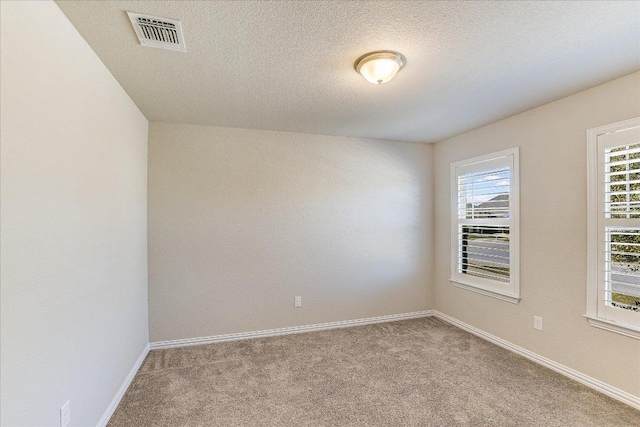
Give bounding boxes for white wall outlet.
[294,296,302,308]
[60,400,70,427]
[534,316,543,331]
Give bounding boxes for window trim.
[450,147,520,304]
[586,117,640,340]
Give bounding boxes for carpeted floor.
[109,317,640,426]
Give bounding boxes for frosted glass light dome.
[354,51,406,85]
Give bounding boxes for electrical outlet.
[294,296,302,308]
[60,400,70,427]
[534,316,543,331]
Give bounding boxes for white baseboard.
[433,310,640,411]
[150,310,433,350]
[96,343,150,427]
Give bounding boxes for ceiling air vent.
[127,12,186,52]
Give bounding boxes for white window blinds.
[457,168,511,283]
[603,139,640,315]
[587,119,640,338]
[450,148,519,303]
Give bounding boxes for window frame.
[450,147,520,304]
[586,117,640,340]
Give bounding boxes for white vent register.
[127,12,186,52]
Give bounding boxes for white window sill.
[450,279,520,304]
[584,315,640,340]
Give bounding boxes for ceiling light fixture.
[354,51,406,85]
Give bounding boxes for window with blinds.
[587,119,640,338]
[604,142,640,314]
[450,148,520,303]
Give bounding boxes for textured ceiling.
[56,1,640,143]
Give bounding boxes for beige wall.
[148,122,432,342]
[0,2,149,426]
[433,72,640,397]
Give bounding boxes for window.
[450,148,520,303]
[587,118,640,339]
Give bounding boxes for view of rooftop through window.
[458,167,510,219]
[457,167,511,282]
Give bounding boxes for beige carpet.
[109,317,640,426]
